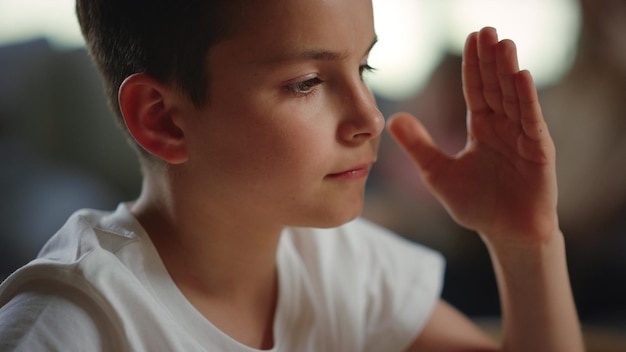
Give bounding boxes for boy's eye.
[287,77,324,96]
[359,63,376,79]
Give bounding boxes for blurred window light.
[0,0,84,48]
[0,0,581,100]
[370,0,582,101]
[369,0,447,101]
[445,0,582,89]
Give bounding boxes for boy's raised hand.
[389,27,584,351]
[387,27,558,244]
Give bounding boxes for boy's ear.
[118,73,189,164]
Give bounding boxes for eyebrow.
[256,35,378,65]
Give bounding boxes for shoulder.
[37,204,140,264]
[0,204,190,350]
[0,205,137,351]
[1,204,143,303]
[0,284,127,351]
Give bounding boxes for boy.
[0,0,584,351]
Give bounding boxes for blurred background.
[0,0,624,348]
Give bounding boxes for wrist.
[480,228,583,352]
[479,228,565,267]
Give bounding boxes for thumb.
[386,112,448,176]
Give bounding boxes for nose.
[337,81,385,145]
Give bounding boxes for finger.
[386,113,449,179]
[496,39,521,121]
[516,70,548,141]
[462,31,489,115]
[515,70,556,163]
[477,27,504,114]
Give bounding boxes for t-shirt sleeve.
[352,218,445,352]
[0,289,125,351]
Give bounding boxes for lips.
[327,163,373,180]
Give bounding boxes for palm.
[388,28,558,242]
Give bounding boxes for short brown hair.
[76,0,238,154]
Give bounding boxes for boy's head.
[76,0,239,157]
[77,0,383,227]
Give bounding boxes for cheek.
[250,131,329,184]
[205,118,332,189]
[189,88,339,193]
[231,108,333,178]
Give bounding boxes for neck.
[130,174,283,293]
[129,172,282,348]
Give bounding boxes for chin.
[285,194,365,229]
[306,204,363,229]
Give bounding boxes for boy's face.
[179,0,383,228]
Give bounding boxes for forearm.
[483,230,584,352]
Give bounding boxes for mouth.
[327,163,373,180]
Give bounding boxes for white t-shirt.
[0,204,444,351]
